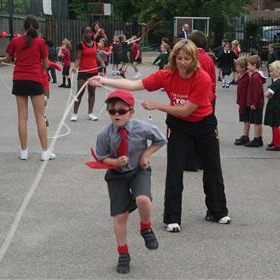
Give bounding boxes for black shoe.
[234,135,249,145]
[244,137,263,147]
[267,143,273,148]
[218,77,222,81]
[65,84,71,88]
[58,84,66,88]
[140,228,159,250]
[266,146,280,151]
[117,253,130,274]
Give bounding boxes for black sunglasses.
[108,108,131,115]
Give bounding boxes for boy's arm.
[102,156,129,168]
[139,144,163,170]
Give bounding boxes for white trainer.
[218,216,231,224]
[88,113,98,121]
[20,149,29,160]
[41,150,56,161]
[70,113,78,122]
[166,223,181,232]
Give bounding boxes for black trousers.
[48,67,57,83]
[163,114,228,225]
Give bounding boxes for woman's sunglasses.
[108,109,131,116]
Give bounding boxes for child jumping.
[95,89,167,274]
[264,60,280,151]
[234,56,250,145]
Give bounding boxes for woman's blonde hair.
[166,39,198,73]
[269,60,280,77]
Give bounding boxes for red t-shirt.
[6,35,48,83]
[77,40,98,74]
[198,48,216,101]
[131,42,140,59]
[61,48,71,66]
[142,68,213,122]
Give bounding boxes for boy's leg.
[131,169,158,249]
[114,213,129,248]
[114,213,131,274]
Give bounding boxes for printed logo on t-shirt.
[170,92,188,105]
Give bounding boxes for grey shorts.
[105,167,152,216]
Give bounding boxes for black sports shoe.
[58,84,66,88]
[140,228,159,250]
[244,137,263,147]
[234,135,249,145]
[117,253,130,274]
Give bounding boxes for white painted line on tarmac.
[0,81,89,263]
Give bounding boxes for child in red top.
[244,55,266,148]
[234,57,251,145]
[130,35,142,79]
[58,38,71,88]
[42,61,61,126]
[0,15,56,161]
[231,40,241,84]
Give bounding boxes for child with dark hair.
[0,15,56,160]
[217,42,237,88]
[95,89,166,273]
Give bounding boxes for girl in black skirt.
[264,60,280,151]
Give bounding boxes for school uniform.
[264,79,280,127]
[236,72,250,121]
[246,71,266,124]
[96,118,167,216]
[6,35,48,96]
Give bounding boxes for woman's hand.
[88,75,105,87]
[141,99,159,111]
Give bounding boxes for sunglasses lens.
[108,109,130,115]
[118,109,128,115]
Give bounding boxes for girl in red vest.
[71,25,99,121]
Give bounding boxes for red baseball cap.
[105,89,135,106]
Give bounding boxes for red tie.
[117,127,128,156]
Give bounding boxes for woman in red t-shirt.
[0,15,55,161]
[71,25,99,121]
[88,39,230,231]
